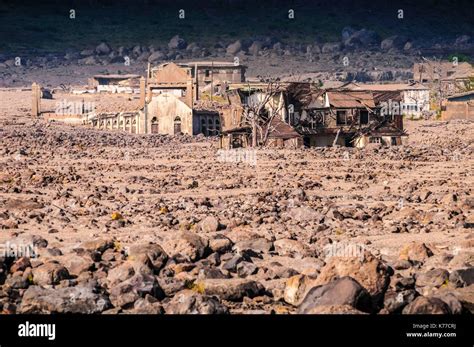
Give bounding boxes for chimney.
[139,77,146,109]
[186,78,194,107]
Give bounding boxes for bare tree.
[241,79,285,147]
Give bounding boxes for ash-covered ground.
[0,93,473,314]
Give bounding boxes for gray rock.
[128,242,168,272]
[248,41,262,56]
[236,261,258,278]
[233,238,273,254]
[449,267,474,288]
[148,51,165,62]
[381,36,409,51]
[165,289,228,314]
[432,292,464,314]
[95,42,111,55]
[321,42,342,53]
[226,40,243,55]
[32,262,69,286]
[200,216,219,233]
[168,35,187,50]
[383,289,418,313]
[222,253,246,272]
[162,231,209,262]
[402,296,451,314]
[193,278,263,301]
[19,285,110,313]
[129,295,164,314]
[341,26,356,41]
[298,277,373,313]
[416,268,449,289]
[109,273,163,308]
[455,35,471,46]
[80,49,94,56]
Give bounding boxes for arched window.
[174,116,182,135]
[151,117,159,134]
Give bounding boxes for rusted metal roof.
[265,117,301,139]
[327,91,375,108]
[372,91,402,104]
[93,74,141,80]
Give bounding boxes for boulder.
[168,35,187,50]
[449,267,474,288]
[313,251,392,304]
[288,206,323,223]
[32,262,69,286]
[381,35,408,51]
[283,274,318,306]
[399,242,433,263]
[321,42,341,53]
[19,285,110,313]
[61,254,94,276]
[274,238,313,258]
[199,216,219,233]
[297,277,373,313]
[162,232,209,262]
[95,42,111,55]
[127,242,168,272]
[109,273,163,308]
[233,238,273,254]
[402,296,452,314]
[193,278,263,301]
[148,51,165,62]
[415,268,449,290]
[226,40,243,55]
[165,289,228,314]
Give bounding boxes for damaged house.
[219,82,302,149]
[292,88,405,147]
[341,81,430,118]
[219,82,406,149]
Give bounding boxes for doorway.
[174,116,182,135]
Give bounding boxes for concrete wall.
[443,100,474,120]
[147,94,193,135]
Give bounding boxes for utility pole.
[144,62,150,134]
[211,61,214,102]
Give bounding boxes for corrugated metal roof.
[327,91,375,108]
[93,74,141,79]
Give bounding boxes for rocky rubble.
[0,118,472,314]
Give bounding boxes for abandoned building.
[219,82,405,149]
[44,60,247,136]
[442,90,474,120]
[414,61,474,96]
[341,81,430,118]
[293,90,404,147]
[89,74,141,93]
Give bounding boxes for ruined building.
[60,61,247,135]
[219,82,406,149]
